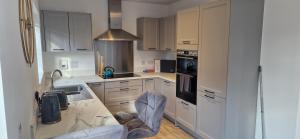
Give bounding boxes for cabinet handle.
[77,49,88,51]
[204,95,215,99]
[145,79,154,81]
[182,41,191,44]
[120,88,129,91]
[148,48,157,50]
[181,101,189,106]
[204,90,215,94]
[164,80,170,84]
[120,80,129,83]
[52,48,64,51]
[120,102,129,105]
[177,56,194,60]
[90,83,102,86]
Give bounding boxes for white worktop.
[35,72,176,139]
[52,72,176,84]
[35,82,119,139]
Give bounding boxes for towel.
[179,75,185,92]
[184,75,191,92]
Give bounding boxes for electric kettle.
[103,66,115,79]
[40,93,61,124]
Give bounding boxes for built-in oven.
[176,50,198,105]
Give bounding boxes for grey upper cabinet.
[42,11,92,52]
[137,18,160,51]
[43,11,70,52]
[159,16,176,51]
[69,13,92,52]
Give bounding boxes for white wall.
[39,0,175,74]
[257,0,300,139]
[0,62,8,139]
[43,52,96,76]
[0,0,38,138]
[225,0,265,139]
[295,90,300,139]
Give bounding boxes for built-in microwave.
[176,50,198,105]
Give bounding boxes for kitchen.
[34,0,231,138]
[3,0,298,139]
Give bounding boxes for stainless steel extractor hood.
[95,0,138,41]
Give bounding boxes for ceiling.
[124,0,180,5]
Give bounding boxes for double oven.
[176,50,198,105]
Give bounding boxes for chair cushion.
[125,118,154,139]
[114,111,138,124]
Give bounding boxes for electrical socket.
[59,58,69,70]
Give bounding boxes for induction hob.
[100,73,140,79]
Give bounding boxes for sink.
[53,85,93,102]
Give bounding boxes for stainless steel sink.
[53,85,93,102]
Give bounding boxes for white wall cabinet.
[143,78,155,92]
[69,13,92,52]
[176,98,196,131]
[87,82,105,102]
[42,11,92,52]
[160,79,176,119]
[43,11,70,52]
[137,18,160,51]
[197,91,225,139]
[176,6,200,50]
[159,16,176,51]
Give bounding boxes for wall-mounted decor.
[19,0,35,66]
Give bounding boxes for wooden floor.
[145,119,194,139]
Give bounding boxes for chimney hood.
[95,0,138,41]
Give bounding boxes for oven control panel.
[177,50,198,57]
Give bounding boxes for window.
[32,0,43,83]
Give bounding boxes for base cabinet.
[160,79,176,119]
[106,100,136,114]
[104,79,143,114]
[87,83,105,102]
[197,91,226,139]
[176,98,196,131]
[143,78,155,92]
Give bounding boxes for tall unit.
[197,1,230,139]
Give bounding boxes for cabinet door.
[137,18,159,50]
[198,2,229,98]
[43,11,70,52]
[197,91,226,139]
[160,16,176,51]
[154,78,162,92]
[161,80,176,119]
[69,13,92,52]
[143,78,155,92]
[176,98,196,131]
[88,83,104,102]
[177,6,199,49]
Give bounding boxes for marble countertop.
[35,72,176,139]
[35,83,119,139]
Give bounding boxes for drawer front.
[106,100,136,114]
[105,86,142,104]
[105,79,142,89]
[176,98,196,131]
